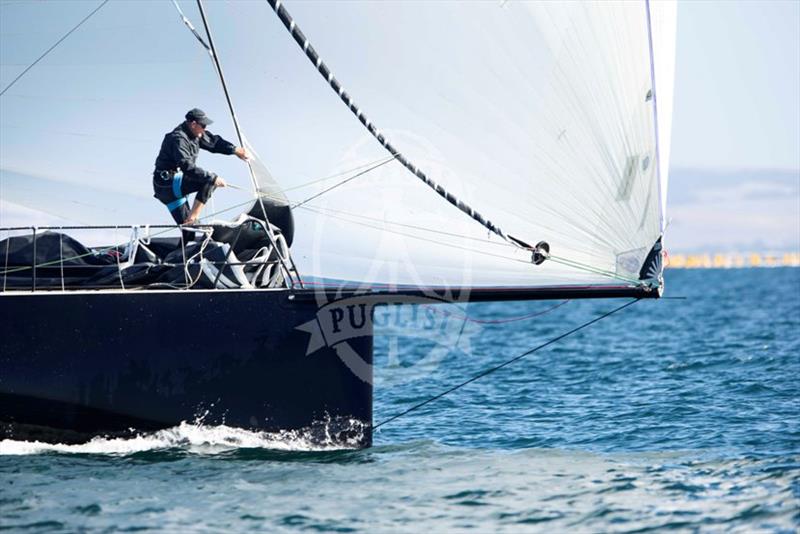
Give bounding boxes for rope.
[298,203,644,285]
[547,254,640,285]
[170,0,212,53]
[299,204,532,266]
[0,0,110,96]
[265,0,509,242]
[183,155,404,220]
[291,155,397,209]
[283,156,395,193]
[373,298,640,430]
[300,204,516,250]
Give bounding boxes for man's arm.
[200,131,248,160]
[199,130,236,155]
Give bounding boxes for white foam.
[0,419,366,456]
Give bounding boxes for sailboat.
[0,0,676,447]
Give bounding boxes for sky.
[0,0,798,263]
[666,0,799,251]
[670,0,799,171]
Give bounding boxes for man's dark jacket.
[154,122,236,182]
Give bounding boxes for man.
[153,108,248,227]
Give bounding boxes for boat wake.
[0,418,368,456]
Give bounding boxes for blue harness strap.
[167,172,187,212]
[172,172,184,198]
[166,196,187,212]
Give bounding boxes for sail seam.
[644,0,665,234]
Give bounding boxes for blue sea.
[1,268,798,532]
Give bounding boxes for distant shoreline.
[666,252,800,268]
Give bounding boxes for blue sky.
[670,0,799,171]
[0,0,798,254]
[667,0,799,251]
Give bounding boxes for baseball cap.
[185,108,213,127]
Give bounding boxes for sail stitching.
[644,0,666,234]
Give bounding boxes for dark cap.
[185,108,213,127]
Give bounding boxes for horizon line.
[669,165,800,175]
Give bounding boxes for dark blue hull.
[0,290,373,447]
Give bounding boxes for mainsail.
[0,0,676,293]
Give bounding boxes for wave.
[0,417,368,456]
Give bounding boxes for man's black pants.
[153,170,216,241]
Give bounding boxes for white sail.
[0,0,677,290]
[648,0,678,228]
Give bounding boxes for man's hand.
[214,176,227,188]
[183,214,198,225]
[234,147,249,161]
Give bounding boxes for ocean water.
[1,268,798,532]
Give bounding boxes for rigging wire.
[170,0,212,53]
[0,123,151,143]
[302,205,516,250]
[291,155,398,209]
[298,204,641,285]
[372,298,640,431]
[0,0,110,97]
[547,254,640,285]
[283,156,398,193]
[299,204,533,267]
